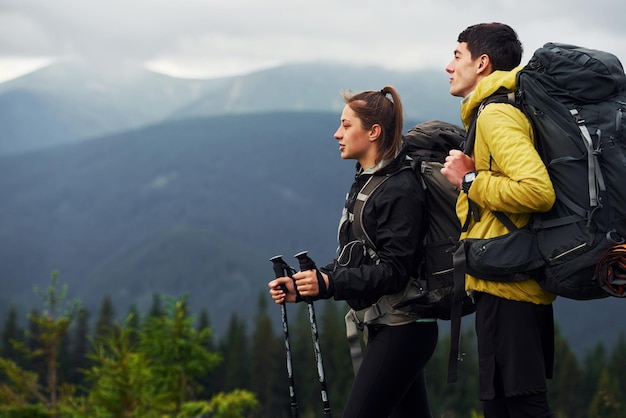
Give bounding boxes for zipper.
[549,242,587,262]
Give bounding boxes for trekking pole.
[270,255,299,418]
[293,251,332,417]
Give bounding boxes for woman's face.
[333,104,377,168]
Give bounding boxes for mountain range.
[0,61,461,155]
[0,61,623,358]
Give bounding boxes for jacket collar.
[461,66,522,127]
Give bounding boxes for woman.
[269,86,437,418]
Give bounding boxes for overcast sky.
[1,0,626,83]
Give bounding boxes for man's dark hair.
[458,22,523,71]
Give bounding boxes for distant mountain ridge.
[0,61,461,155]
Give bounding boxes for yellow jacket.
[459,67,557,304]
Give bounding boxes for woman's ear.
[369,124,382,142]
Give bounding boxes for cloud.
[1,0,626,81]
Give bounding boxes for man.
[441,22,557,418]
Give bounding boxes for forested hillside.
[1,275,625,417]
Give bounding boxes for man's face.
[445,42,482,98]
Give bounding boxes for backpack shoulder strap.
[350,164,413,261]
[464,92,520,233]
[465,91,517,155]
[351,174,390,263]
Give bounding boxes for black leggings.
[341,320,438,418]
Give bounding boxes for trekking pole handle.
[270,254,287,278]
[294,250,317,272]
[270,255,290,288]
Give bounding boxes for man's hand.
[441,149,476,188]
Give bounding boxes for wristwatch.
[461,171,477,194]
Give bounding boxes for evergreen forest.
[2,273,626,417]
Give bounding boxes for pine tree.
[291,302,318,417]
[583,341,608,409]
[319,300,352,416]
[0,272,80,418]
[195,308,218,400]
[425,325,481,417]
[30,272,81,411]
[126,304,141,349]
[608,332,626,404]
[25,308,45,383]
[588,368,624,418]
[147,292,163,319]
[249,291,284,417]
[65,296,257,418]
[67,305,91,389]
[549,326,585,417]
[81,321,160,417]
[1,305,23,365]
[197,309,214,351]
[93,294,116,344]
[140,295,222,415]
[218,313,250,392]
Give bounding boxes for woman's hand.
[293,270,329,298]
[268,276,296,303]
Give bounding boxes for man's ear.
[477,54,492,75]
[369,124,382,141]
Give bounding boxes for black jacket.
[322,146,426,311]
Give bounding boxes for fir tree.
[549,326,585,418]
[249,291,284,417]
[1,305,23,366]
[608,332,626,403]
[588,368,624,418]
[93,294,116,344]
[67,305,91,389]
[30,271,81,412]
[218,313,250,392]
[583,341,608,409]
[291,302,318,417]
[319,300,352,416]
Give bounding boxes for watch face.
[464,172,477,182]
